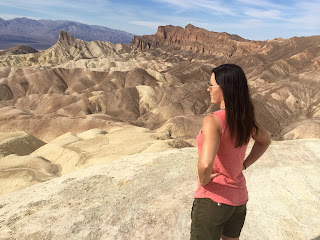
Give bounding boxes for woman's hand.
[243,123,271,169]
[197,173,221,186]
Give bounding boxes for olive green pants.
[190,198,246,240]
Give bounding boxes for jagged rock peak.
[155,24,201,39]
[185,24,196,29]
[184,24,205,31]
[58,30,77,45]
[155,24,243,41]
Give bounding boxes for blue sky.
[0,0,319,40]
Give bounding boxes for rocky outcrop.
[131,24,263,57]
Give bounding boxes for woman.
[190,64,271,240]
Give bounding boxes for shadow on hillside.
[311,236,320,240]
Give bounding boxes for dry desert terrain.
[0,25,320,239]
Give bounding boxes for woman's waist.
[194,179,248,205]
[211,173,246,188]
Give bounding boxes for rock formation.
[131,24,263,57]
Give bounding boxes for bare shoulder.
[252,123,271,144]
[202,113,222,135]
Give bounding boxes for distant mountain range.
[0,17,136,50]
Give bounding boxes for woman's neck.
[220,101,225,109]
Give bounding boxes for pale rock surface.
[0,111,125,142]
[282,120,320,140]
[0,131,57,195]
[0,155,61,196]
[155,115,204,140]
[0,126,192,195]
[0,138,319,240]
[30,125,192,175]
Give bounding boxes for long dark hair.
[212,64,258,147]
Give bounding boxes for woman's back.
[194,110,250,206]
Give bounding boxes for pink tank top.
[194,110,249,206]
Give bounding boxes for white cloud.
[155,0,190,8]
[152,15,212,28]
[154,0,234,15]
[208,18,266,33]
[130,21,165,28]
[194,0,234,15]
[236,0,286,9]
[245,9,283,20]
[0,0,110,15]
[287,15,320,30]
[130,18,210,30]
[286,0,320,30]
[296,0,320,10]
[0,0,64,9]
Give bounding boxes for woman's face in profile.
[208,73,224,105]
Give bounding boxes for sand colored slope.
[30,126,192,176]
[0,126,192,195]
[0,112,124,142]
[0,139,319,239]
[0,155,61,196]
[282,119,320,140]
[0,131,58,195]
[243,139,320,239]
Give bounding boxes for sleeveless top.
[194,109,250,206]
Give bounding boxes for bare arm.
[198,115,221,186]
[243,124,271,169]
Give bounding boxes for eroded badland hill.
[1,25,319,142]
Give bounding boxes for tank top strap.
[212,109,226,135]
